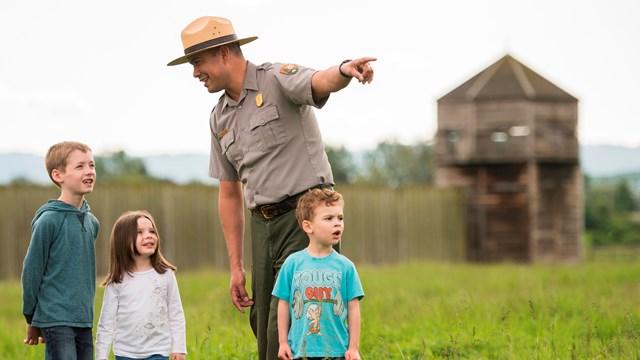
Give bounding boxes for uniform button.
[238,105,242,109]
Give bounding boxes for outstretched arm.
[311,57,377,102]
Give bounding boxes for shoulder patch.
[279,63,299,75]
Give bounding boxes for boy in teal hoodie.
[21,141,100,360]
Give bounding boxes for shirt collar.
[222,61,259,109]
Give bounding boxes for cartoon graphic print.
[291,269,345,338]
[305,303,322,336]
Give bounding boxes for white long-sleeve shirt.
[95,269,187,359]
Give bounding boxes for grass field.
[2,261,639,359]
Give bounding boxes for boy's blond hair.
[295,188,343,227]
[45,141,92,187]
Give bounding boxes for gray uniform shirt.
[209,61,334,209]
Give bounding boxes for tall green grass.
[2,261,639,359]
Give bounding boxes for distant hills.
[143,154,215,184]
[1,145,639,184]
[579,145,640,177]
[0,153,213,185]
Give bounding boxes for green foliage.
[584,175,640,245]
[355,140,434,187]
[325,144,356,184]
[8,176,38,185]
[613,180,637,212]
[3,262,640,359]
[325,140,435,187]
[94,150,169,184]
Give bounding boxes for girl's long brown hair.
[101,210,176,286]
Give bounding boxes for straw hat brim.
[167,36,257,66]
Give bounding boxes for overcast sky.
[1,0,639,157]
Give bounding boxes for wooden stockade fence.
[0,184,466,280]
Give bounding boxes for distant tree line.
[10,141,640,246]
[93,150,170,183]
[8,141,436,186]
[8,150,170,185]
[584,175,640,246]
[325,140,435,187]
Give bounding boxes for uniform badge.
[279,64,299,75]
[218,128,229,139]
[256,93,263,107]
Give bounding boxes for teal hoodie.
[21,199,100,328]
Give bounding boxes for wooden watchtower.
[435,54,582,263]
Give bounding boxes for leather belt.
[251,184,331,219]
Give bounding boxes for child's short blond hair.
[45,141,92,187]
[295,188,343,227]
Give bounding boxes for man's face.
[190,49,227,93]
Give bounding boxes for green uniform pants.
[250,210,308,360]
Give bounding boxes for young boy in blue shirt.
[272,188,364,360]
[21,141,100,360]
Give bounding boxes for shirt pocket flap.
[220,128,236,153]
[249,105,279,130]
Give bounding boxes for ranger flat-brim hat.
[167,16,257,66]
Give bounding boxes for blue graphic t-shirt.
[272,249,364,358]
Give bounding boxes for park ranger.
[168,15,375,360]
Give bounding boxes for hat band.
[184,34,239,55]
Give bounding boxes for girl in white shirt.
[96,210,187,360]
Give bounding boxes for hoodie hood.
[32,199,90,225]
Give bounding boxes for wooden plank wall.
[0,184,466,280]
[532,164,583,262]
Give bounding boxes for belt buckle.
[260,205,276,219]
